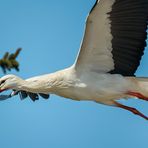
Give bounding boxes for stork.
[0,0,148,120]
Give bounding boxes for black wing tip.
[18,91,50,102]
[0,95,11,101]
[0,90,50,102]
[89,0,98,14]
[39,93,50,99]
[19,91,28,100]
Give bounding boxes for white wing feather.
[75,0,115,74]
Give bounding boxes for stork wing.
[75,0,148,76]
[8,90,50,102]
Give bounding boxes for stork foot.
[127,91,148,101]
[113,101,148,120]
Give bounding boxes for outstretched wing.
[19,91,50,101]
[75,0,148,76]
[10,90,50,102]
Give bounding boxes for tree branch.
[0,48,22,74]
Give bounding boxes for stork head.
[0,74,23,93]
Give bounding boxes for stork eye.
[0,80,6,85]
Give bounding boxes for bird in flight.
[0,0,148,120]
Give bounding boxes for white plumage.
[76,0,115,73]
[0,0,148,120]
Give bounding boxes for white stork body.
[0,0,148,119]
[8,67,144,106]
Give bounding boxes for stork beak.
[0,89,4,93]
[0,88,8,93]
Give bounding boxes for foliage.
[0,48,22,74]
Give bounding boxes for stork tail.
[127,77,148,101]
[111,77,148,120]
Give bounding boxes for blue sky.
[0,0,148,148]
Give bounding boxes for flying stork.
[0,0,148,120]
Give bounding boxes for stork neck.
[19,73,60,94]
[19,68,74,94]
[20,80,48,93]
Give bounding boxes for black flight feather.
[39,93,50,99]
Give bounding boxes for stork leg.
[127,91,148,101]
[112,101,148,120]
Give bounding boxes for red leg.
[113,101,148,120]
[127,91,148,101]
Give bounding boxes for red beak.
[0,89,3,93]
[0,88,7,93]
